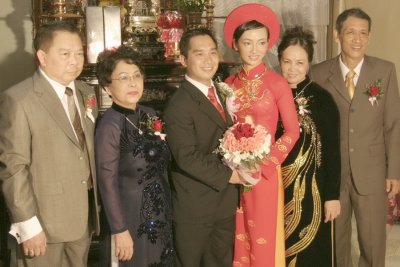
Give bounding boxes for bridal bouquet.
[215,121,271,186]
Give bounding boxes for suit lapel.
[355,56,373,99]
[33,72,81,149]
[183,80,227,129]
[328,57,351,103]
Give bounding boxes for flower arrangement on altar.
[364,79,384,106]
[177,0,206,13]
[157,10,184,58]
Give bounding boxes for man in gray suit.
[164,28,242,267]
[0,21,99,266]
[312,8,400,267]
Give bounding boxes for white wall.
[331,0,400,82]
[0,0,35,92]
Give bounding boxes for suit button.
[79,156,83,160]
[350,129,354,133]
[350,108,355,113]
[350,148,354,152]
[81,180,87,184]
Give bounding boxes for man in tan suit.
[312,8,400,267]
[0,21,100,266]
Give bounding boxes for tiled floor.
[351,218,400,267]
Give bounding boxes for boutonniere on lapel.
[294,95,311,116]
[83,94,96,123]
[216,82,240,120]
[364,79,384,106]
[144,116,166,140]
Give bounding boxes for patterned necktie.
[65,87,85,149]
[208,86,226,122]
[346,70,356,99]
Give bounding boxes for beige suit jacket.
[0,71,100,243]
[311,55,400,195]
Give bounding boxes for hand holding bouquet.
[215,119,271,186]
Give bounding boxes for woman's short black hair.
[96,45,144,88]
[278,26,315,62]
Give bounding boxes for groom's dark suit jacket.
[164,79,238,224]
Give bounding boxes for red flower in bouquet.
[215,121,271,187]
[232,123,254,139]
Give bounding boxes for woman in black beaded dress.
[277,27,341,267]
[95,46,174,267]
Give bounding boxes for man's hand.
[23,231,47,257]
[386,179,399,199]
[229,169,244,184]
[324,200,341,223]
[114,230,134,261]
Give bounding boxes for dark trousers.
[173,216,235,267]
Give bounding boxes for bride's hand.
[229,169,244,184]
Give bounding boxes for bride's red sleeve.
[261,80,300,180]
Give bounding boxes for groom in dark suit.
[312,8,400,267]
[164,28,242,267]
[0,21,99,266]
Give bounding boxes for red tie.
[208,86,226,122]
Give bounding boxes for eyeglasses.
[112,72,143,83]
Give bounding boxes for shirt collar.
[185,74,213,97]
[339,56,364,81]
[39,68,75,100]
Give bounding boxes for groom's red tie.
[208,86,226,122]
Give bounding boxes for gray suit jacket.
[0,71,100,243]
[311,55,400,195]
[164,79,238,223]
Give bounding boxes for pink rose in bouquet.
[215,121,271,186]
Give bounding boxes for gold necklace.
[236,67,268,107]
